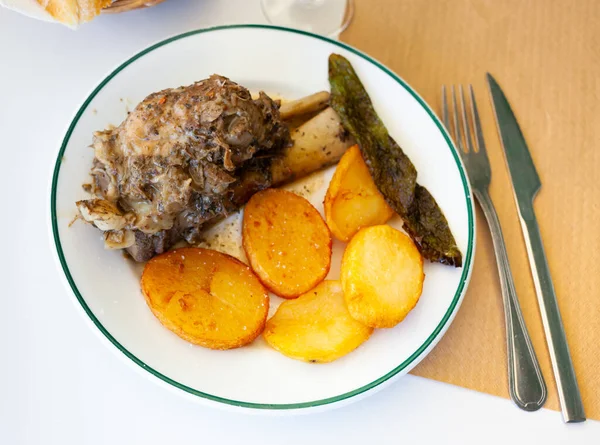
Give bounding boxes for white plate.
[49,25,475,413]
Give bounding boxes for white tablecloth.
[1,1,597,443]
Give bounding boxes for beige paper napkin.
[342,0,600,420]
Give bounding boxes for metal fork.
[442,85,547,411]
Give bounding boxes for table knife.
[487,73,586,423]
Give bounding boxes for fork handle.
[475,189,547,411]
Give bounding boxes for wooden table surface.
[342,0,600,419]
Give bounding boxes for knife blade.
[487,73,586,423]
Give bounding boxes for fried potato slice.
[341,225,424,328]
[141,247,269,350]
[324,145,395,242]
[242,189,332,298]
[264,280,373,363]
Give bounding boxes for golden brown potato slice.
[324,144,395,242]
[341,225,424,328]
[264,280,373,363]
[141,247,269,350]
[242,189,332,298]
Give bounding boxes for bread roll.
[36,0,112,25]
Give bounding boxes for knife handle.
[475,190,547,411]
[520,208,586,422]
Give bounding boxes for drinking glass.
[260,0,354,37]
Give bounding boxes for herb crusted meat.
[78,75,290,261]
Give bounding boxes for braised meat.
[78,75,290,261]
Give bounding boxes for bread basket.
[104,0,166,13]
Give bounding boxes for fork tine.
[459,85,475,153]
[469,85,486,153]
[441,85,450,132]
[451,86,465,153]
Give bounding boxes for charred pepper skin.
[328,54,462,267]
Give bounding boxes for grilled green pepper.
[329,54,462,267]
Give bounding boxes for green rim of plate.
[50,24,474,410]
